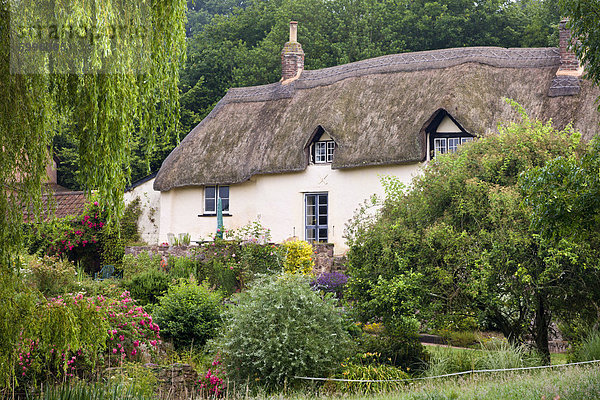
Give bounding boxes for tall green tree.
[345,103,595,362]
[1,0,186,260]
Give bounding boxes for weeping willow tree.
[0,0,185,389]
[0,0,186,265]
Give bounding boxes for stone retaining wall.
[125,243,346,275]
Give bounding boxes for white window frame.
[434,138,447,158]
[431,135,475,159]
[448,137,461,153]
[204,185,229,214]
[313,140,335,164]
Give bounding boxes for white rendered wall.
[124,179,161,245]
[159,163,423,255]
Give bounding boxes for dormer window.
[425,109,475,160]
[308,126,336,164]
[314,141,335,163]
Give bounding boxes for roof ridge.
[220,47,560,105]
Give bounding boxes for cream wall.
[124,178,161,245]
[437,115,461,133]
[159,163,423,255]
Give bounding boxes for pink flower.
[119,335,125,341]
[93,201,98,206]
[113,348,118,354]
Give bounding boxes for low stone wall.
[125,242,346,275]
[125,245,195,259]
[104,363,198,398]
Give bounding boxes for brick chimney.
[548,18,582,97]
[557,18,582,76]
[281,21,304,82]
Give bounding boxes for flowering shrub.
[229,220,271,244]
[14,291,160,386]
[195,354,226,397]
[311,272,348,298]
[15,293,109,385]
[282,240,314,275]
[104,291,161,362]
[49,200,104,258]
[25,199,105,272]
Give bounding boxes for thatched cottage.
[152,21,600,254]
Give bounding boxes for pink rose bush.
[195,354,226,397]
[104,291,161,363]
[15,291,160,385]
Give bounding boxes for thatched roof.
[154,47,600,192]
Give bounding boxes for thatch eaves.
[154,47,600,192]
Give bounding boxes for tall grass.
[424,340,542,377]
[237,364,600,399]
[26,382,153,400]
[570,330,600,362]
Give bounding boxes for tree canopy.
[1,0,186,264]
[345,103,600,361]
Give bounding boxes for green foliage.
[337,359,410,394]
[282,240,314,275]
[16,294,110,386]
[217,274,351,388]
[237,243,282,286]
[346,104,585,361]
[28,381,154,400]
[167,255,198,280]
[121,253,163,280]
[100,229,125,269]
[425,341,542,377]
[356,318,429,370]
[123,269,170,307]
[152,280,223,350]
[120,198,142,245]
[475,340,543,370]
[0,266,37,388]
[1,0,186,266]
[21,255,76,297]
[103,363,159,398]
[569,330,600,363]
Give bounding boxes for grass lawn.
[253,364,600,400]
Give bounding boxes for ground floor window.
[204,185,229,214]
[305,193,328,243]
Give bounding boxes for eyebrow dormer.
[425,109,475,160]
[306,125,337,164]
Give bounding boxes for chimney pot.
[290,21,298,42]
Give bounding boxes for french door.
[305,193,328,243]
